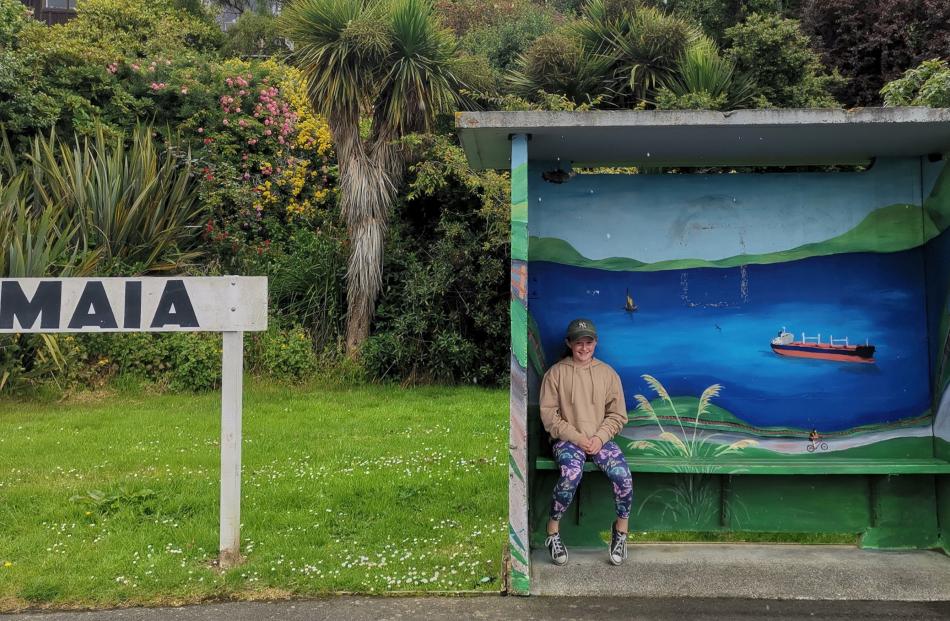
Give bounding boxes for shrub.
[508,29,611,105]
[2,124,204,276]
[81,332,222,391]
[724,12,842,108]
[184,60,337,270]
[0,333,90,394]
[258,224,347,349]
[881,58,950,108]
[510,0,705,108]
[655,38,755,110]
[0,1,59,142]
[1,0,222,148]
[642,0,786,42]
[167,333,222,391]
[576,0,703,107]
[248,322,318,381]
[363,134,509,385]
[458,0,560,73]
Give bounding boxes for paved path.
[532,544,950,600]
[2,597,949,621]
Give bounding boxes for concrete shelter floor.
[530,543,950,600]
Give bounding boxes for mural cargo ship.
[770,328,876,363]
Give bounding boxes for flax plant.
[659,38,755,109]
[24,125,204,274]
[281,0,462,355]
[574,0,701,107]
[0,125,202,391]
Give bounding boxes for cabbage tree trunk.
[331,117,402,356]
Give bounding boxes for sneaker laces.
[611,530,627,557]
[546,534,566,558]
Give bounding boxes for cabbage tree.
[281,0,461,355]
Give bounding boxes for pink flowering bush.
[99,55,337,269]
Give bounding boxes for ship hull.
[770,343,875,363]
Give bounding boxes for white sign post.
[0,276,267,569]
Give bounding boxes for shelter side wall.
[922,155,950,553]
[925,157,950,460]
[528,158,935,465]
[507,135,530,595]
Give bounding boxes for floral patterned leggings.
[550,440,633,521]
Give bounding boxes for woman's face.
[567,336,597,365]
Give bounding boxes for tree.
[281,0,461,355]
[801,0,950,107]
[724,12,841,108]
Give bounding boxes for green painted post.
[508,134,531,595]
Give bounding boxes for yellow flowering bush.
[179,58,337,264]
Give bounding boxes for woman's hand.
[585,436,604,455]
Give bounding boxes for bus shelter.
[457,109,950,595]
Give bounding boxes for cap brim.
[568,330,597,341]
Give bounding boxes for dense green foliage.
[881,58,950,108]
[0,0,947,392]
[0,0,222,149]
[724,12,842,108]
[654,38,754,110]
[455,0,560,77]
[221,11,291,58]
[643,0,787,42]
[363,135,509,384]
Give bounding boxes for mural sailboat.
[624,288,638,313]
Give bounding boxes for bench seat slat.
[534,457,950,475]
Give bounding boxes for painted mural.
[528,157,950,463]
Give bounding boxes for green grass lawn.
[0,381,508,611]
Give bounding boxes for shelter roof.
[455,108,950,169]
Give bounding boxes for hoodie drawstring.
[570,364,575,405]
[568,360,596,406]
[589,365,594,405]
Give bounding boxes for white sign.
[3,276,269,568]
[0,277,267,333]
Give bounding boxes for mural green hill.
[925,161,950,232]
[531,203,941,271]
[624,436,936,461]
[627,396,932,437]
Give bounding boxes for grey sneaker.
[609,524,627,566]
[544,532,568,565]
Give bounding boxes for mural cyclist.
[540,318,633,566]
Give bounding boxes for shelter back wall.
[528,157,949,461]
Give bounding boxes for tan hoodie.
[539,357,628,447]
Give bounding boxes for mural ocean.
[528,158,950,460]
